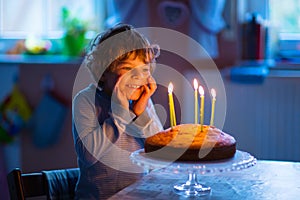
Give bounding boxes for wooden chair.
[7,167,79,200]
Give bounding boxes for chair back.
[7,168,79,200]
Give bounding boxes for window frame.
[0,0,105,39]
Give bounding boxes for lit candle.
[168,82,176,127]
[199,85,205,131]
[193,79,199,124]
[210,88,216,126]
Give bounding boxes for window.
[269,0,300,36]
[269,0,300,59]
[235,0,300,60]
[0,0,104,39]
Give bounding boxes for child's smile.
[103,54,152,101]
[127,84,142,89]
[125,82,145,100]
[122,66,149,100]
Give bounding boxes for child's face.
[103,54,152,101]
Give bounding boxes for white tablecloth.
[108,160,300,200]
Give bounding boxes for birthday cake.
[144,124,236,161]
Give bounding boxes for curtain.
[106,0,226,58]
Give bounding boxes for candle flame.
[193,79,198,90]
[199,86,204,96]
[168,82,173,93]
[211,88,216,98]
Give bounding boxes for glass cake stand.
[130,149,256,197]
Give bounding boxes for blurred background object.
[61,7,90,56]
[24,36,52,55]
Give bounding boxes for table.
[108,160,300,200]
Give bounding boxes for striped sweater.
[72,84,163,199]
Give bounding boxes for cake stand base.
[173,172,211,197]
[130,149,256,198]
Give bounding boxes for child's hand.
[112,78,129,110]
[132,76,157,116]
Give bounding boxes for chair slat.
[22,173,46,197]
[7,168,79,200]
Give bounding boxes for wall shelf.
[0,54,83,65]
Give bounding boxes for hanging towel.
[42,168,79,200]
[0,84,31,143]
[30,92,67,148]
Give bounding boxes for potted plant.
[61,7,89,56]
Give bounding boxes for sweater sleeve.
[123,100,163,139]
[72,88,163,167]
[72,90,121,166]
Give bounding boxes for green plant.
[61,7,89,56]
[61,7,88,35]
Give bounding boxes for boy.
[72,24,163,199]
